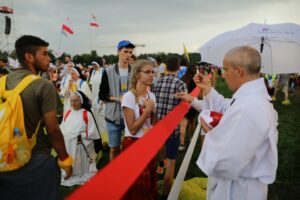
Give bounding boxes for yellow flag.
[183,43,190,63]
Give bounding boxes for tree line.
[0,49,201,66]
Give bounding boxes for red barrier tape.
[67,87,201,200]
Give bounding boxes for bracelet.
[116,97,120,103]
[58,155,73,170]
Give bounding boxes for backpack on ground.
[0,74,41,172]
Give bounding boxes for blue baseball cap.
[117,40,135,50]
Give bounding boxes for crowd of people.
[0,34,298,200]
[264,72,299,105]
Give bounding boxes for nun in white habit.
[60,91,99,186]
[60,66,93,115]
[89,61,107,135]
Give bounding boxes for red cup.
[209,111,223,127]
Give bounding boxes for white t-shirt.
[121,91,156,138]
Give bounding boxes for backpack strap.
[14,75,41,94]
[0,75,7,96]
[79,79,84,90]
[20,75,41,148]
[63,109,89,138]
[63,109,72,121]
[61,75,67,87]
[0,75,40,99]
[82,110,88,138]
[27,119,42,148]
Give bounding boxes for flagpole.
[11,0,16,42]
[59,19,64,52]
[58,31,62,51]
[89,13,99,52]
[183,43,190,64]
[89,26,92,52]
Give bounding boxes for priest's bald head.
[222,46,261,91]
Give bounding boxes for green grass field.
[268,85,300,200]
[61,78,300,200]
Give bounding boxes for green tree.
[0,50,9,59]
[103,55,118,65]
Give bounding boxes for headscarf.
[70,66,86,80]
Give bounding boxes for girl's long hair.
[129,59,153,103]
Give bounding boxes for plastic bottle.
[13,128,30,165]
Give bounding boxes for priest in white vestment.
[191,46,278,200]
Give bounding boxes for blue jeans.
[106,119,125,148]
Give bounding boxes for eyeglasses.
[140,70,155,75]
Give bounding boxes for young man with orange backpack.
[0,35,73,200]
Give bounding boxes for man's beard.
[33,61,48,72]
[32,61,40,72]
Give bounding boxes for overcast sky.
[1,0,300,56]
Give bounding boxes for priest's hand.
[200,117,212,133]
[193,73,211,96]
[175,92,194,103]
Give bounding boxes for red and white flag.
[90,13,99,28]
[0,6,14,14]
[61,18,74,35]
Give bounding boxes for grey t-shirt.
[6,69,57,154]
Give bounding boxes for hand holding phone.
[193,69,212,96]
